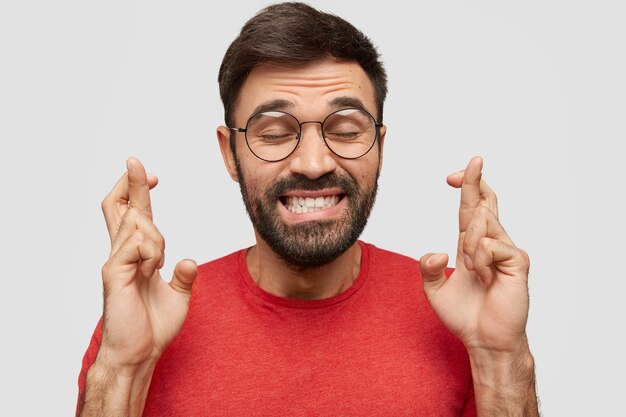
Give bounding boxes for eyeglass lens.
[245,109,377,161]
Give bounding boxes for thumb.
[169,259,198,295]
[419,253,449,299]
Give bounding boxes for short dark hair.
[218,1,388,133]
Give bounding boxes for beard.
[234,159,379,269]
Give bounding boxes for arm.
[78,158,197,417]
[79,355,156,417]
[468,342,539,416]
[419,157,539,417]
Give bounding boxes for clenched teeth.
[284,195,341,214]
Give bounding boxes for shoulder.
[191,248,247,296]
[361,241,454,278]
[196,248,246,277]
[186,248,249,310]
[361,241,420,272]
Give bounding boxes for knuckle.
[477,237,491,251]
[133,230,145,242]
[101,261,113,280]
[101,197,113,215]
[476,205,491,217]
[124,206,139,219]
[120,209,139,228]
[462,235,473,254]
[519,248,531,268]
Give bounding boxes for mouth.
[278,189,347,220]
[280,194,345,214]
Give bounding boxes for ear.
[217,126,239,182]
[377,124,387,174]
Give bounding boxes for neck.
[246,237,362,300]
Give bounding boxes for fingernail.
[464,254,474,270]
[126,158,133,173]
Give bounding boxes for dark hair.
[218,1,387,134]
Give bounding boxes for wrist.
[467,339,535,388]
[80,349,158,417]
[467,340,540,417]
[94,345,159,379]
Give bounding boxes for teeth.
[284,195,342,214]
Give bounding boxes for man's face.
[218,57,386,268]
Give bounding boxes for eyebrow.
[251,99,294,116]
[328,96,369,113]
[249,96,373,118]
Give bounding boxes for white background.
[1,0,624,415]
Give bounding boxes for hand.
[98,157,198,371]
[419,157,531,356]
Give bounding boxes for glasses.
[229,108,382,162]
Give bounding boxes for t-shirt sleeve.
[75,317,103,417]
[460,381,477,417]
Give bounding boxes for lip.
[277,190,347,223]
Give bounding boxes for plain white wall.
[0,0,624,415]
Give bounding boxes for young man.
[77,3,539,416]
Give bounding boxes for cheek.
[347,158,380,184]
[239,160,285,197]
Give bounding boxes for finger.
[169,259,198,296]
[473,237,530,285]
[447,174,499,219]
[462,206,514,270]
[102,170,159,244]
[419,253,449,299]
[137,237,163,280]
[480,179,499,219]
[446,169,465,188]
[459,156,483,232]
[111,208,166,257]
[103,231,163,288]
[126,157,154,221]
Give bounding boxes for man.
[77,3,539,416]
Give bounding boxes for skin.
[216,57,386,299]
[421,157,539,416]
[79,158,199,417]
[78,57,538,416]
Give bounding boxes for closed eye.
[326,131,361,140]
[258,133,296,142]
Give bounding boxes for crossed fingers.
[447,156,499,230]
[99,158,166,284]
[101,158,158,247]
[449,157,524,282]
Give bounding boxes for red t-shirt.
[78,241,476,416]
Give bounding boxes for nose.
[288,122,338,180]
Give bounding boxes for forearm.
[469,344,540,417]
[78,350,156,417]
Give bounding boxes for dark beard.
[235,159,379,269]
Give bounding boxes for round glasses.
[229,108,382,162]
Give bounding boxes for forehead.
[236,57,377,122]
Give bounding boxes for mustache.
[267,172,357,197]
